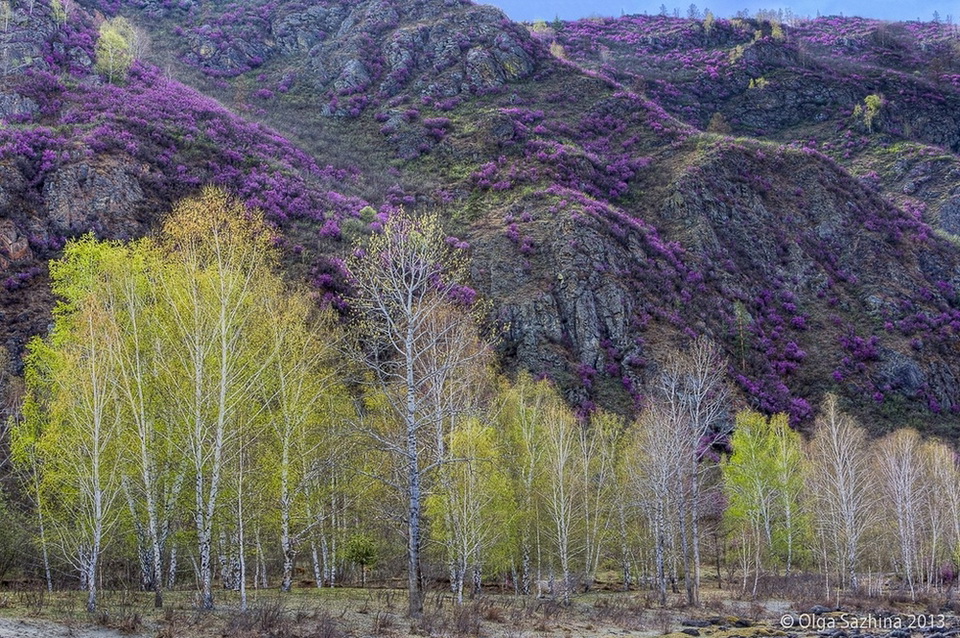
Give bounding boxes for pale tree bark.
[348,210,490,618]
[157,188,279,610]
[578,413,619,591]
[542,400,579,605]
[499,374,551,597]
[876,429,926,599]
[615,481,634,591]
[432,417,509,605]
[627,401,686,606]
[42,304,124,613]
[774,421,804,577]
[805,394,872,591]
[10,416,54,593]
[924,441,960,590]
[265,301,343,595]
[657,337,730,606]
[238,447,247,611]
[109,254,186,609]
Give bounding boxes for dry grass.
[0,581,954,637]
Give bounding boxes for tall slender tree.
[498,373,552,596]
[655,336,730,605]
[16,237,130,612]
[805,394,872,591]
[427,417,514,603]
[876,429,927,598]
[156,187,279,609]
[578,410,621,590]
[627,400,687,605]
[540,397,579,604]
[348,209,488,617]
[102,239,185,608]
[722,411,807,593]
[260,294,350,593]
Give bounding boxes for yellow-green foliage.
[549,41,566,60]
[935,228,960,248]
[863,93,884,131]
[12,187,350,610]
[95,17,135,83]
[729,44,746,64]
[723,411,810,573]
[703,10,715,35]
[0,2,12,30]
[748,77,770,89]
[530,19,549,33]
[425,417,517,580]
[51,0,66,23]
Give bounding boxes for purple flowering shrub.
[7,60,366,227]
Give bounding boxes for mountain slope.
[3,0,960,434]
[0,0,368,371]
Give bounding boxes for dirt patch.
[0,617,148,638]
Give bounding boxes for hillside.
[2,0,959,434]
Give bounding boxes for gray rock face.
[940,197,960,235]
[0,164,24,213]
[273,6,346,56]
[42,163,145,237]
[462,128,960,419]
[334,59,371,94]
[0,219,31,271]
[0,92,37,119]
[0,1,88,77]
[186,23,272,75]
[170,0,543,113]
[877,351,926,398]
[473,216,645,407]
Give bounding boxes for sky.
[483,0,955,23]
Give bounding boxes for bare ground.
[0,583,952,638]
[0,616,149,637]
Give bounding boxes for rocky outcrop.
[0,93,38,120]
[941,197,960,236]
[0,220,31,271]
[0,0,94,78]
[42,163,145,237]
[139,0,545,113]
[12,1,960,429]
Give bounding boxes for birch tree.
[94,17,134,83]
[347,209,489,617]
[770,412,806,575]
[260,294,350,592]
[722,412,776,594]
[626,400,686,605]
[498,373,552,596]
[427,417,514,604]
[924,440,960,590]
[805,394,871,591]
[540,397,579,604]
[658,336,730,605]
[103,239,186,608]
[157,187,279,609]
[9,395,53,592]
[16,237,127,612]
[876,428,926,598]
[578,410,621,589]
[722,411,806,593]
